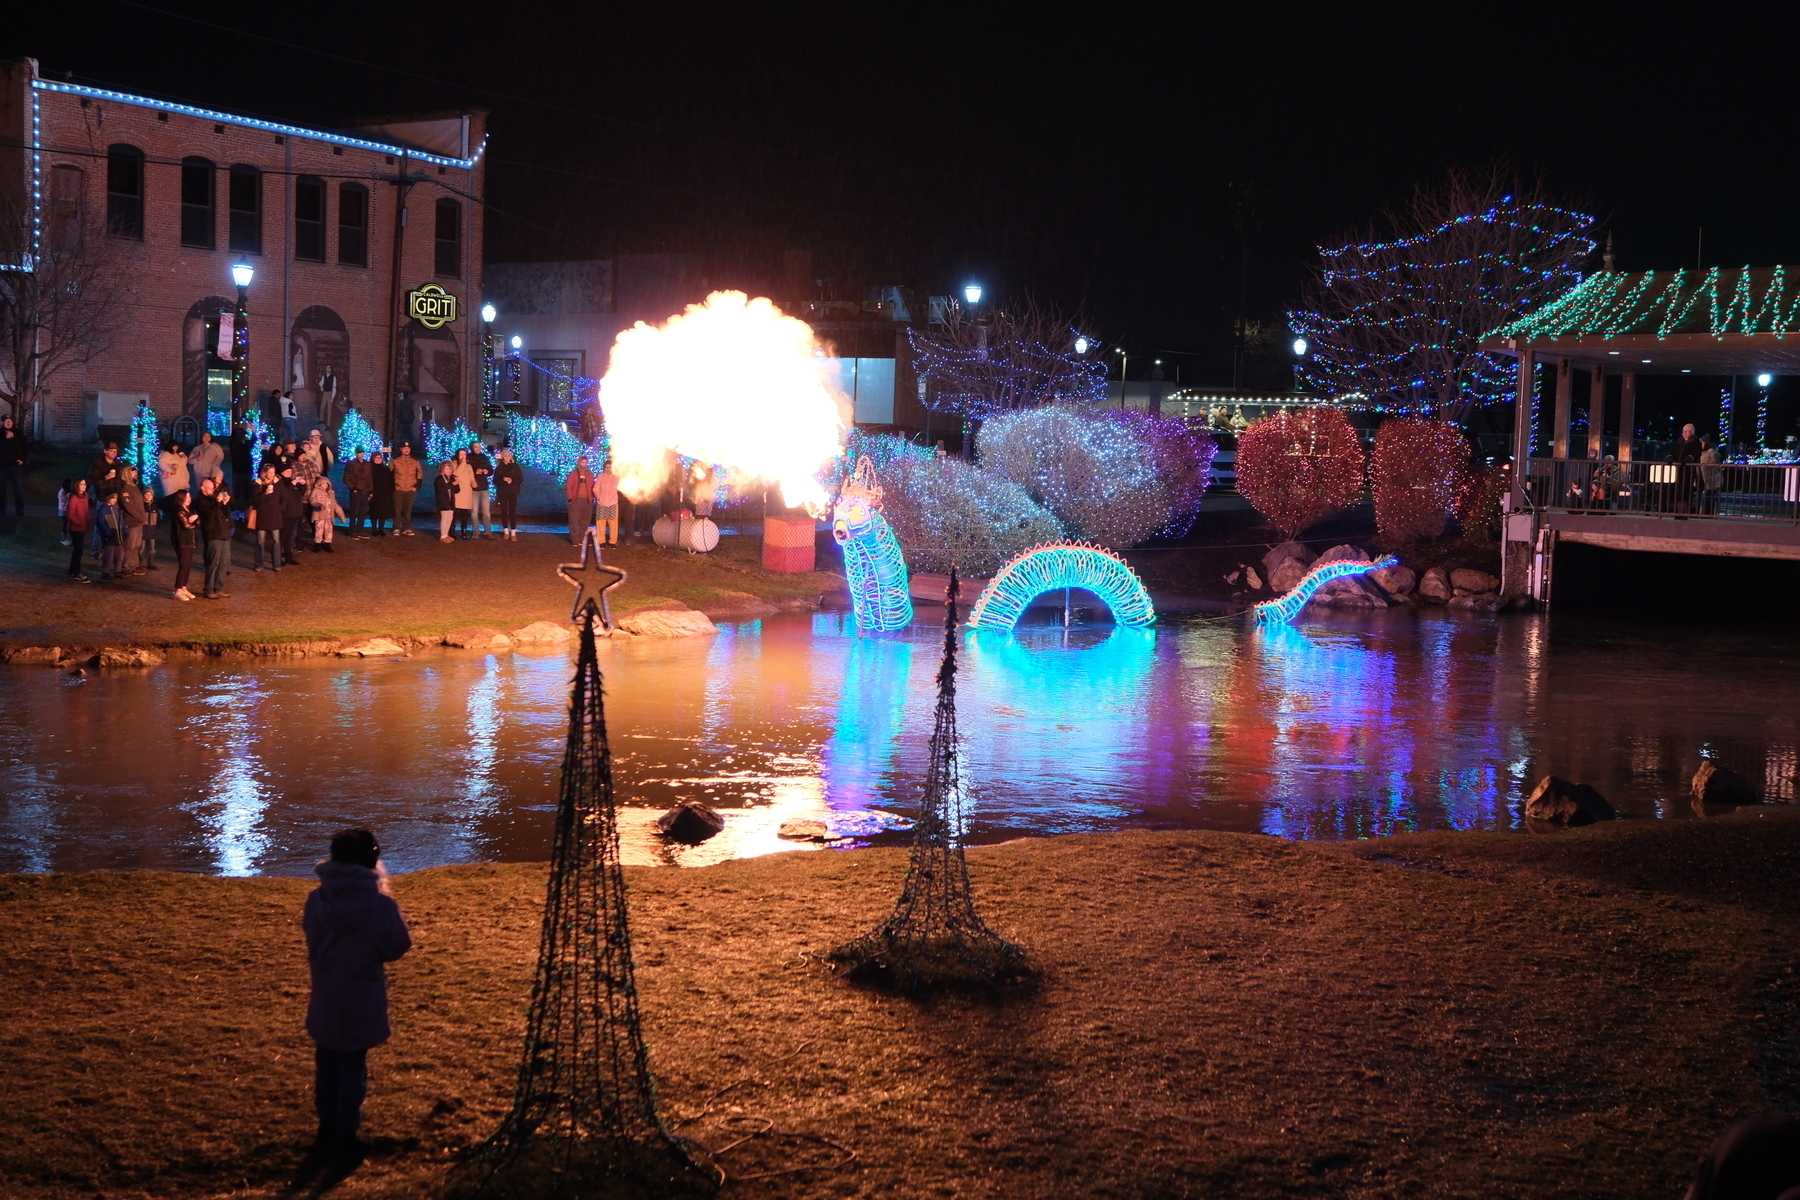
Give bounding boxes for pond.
[1,608,1794,876]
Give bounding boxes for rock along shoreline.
[0,605,744,669]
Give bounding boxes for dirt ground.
[3,812,1797,1199]
[0,513,840,654]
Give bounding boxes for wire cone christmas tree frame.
[452,533,717,1198]
[829,568,1034,991]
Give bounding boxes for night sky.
[11,3,1800,398]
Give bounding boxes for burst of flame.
[600,291,848,513]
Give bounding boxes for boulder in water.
[778,818,831,842]
[1524,776,1617,828]
[1418,567,1452,604]
[656,801,725,843]
[1691,760,1761,809]
[617,609,719,639]
[1450,568,1500,594]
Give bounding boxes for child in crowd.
[57,479,72,546]
[140,487,160,571]
[64,479,91,582]
[308,474,344,552]
[97,491,125,579]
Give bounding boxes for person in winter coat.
[390,444,423,536]
[564,461,595,545]
[139,487,160,570]
[168,489,199,601]
[450,450,476,539]
[64,478,92,582]
[250,466,288,572]
[343,451,373,539]
[189,430,225,487]
[368,453,395,537]
[195,477,234,599]
[156,441,190,498]
[0,414,28,515]
[308,474,344,551]
[96,490,126,578]
[280,467,308,558]
[118,469,148,577]
[301,828,411,1168]
[494,449,524,540]
[466,442,494,538]
[229,422,254,501]
[433,461,460,542]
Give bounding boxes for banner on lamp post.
[216,313,236,361]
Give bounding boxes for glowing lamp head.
[230,259,255,289]
[1074,336,1090,355]
[481,303,497,323]
[962,284,982,305]
[1759,373,1774,387]
[509,335,523,351]
[1292,337,1308,357]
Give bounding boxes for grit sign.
[407,283,459,329]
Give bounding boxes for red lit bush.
[1456,461,1509,543]
[1370,419,1470,542]
[1234,408,1366,539]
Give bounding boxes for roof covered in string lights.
[1482,266,1800,374]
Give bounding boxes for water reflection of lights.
[191,677,272,875]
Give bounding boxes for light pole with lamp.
[480,303,499,427]
[229,258,254,425]
[509,334,524,410]
[1291,336,1308,395]
[1113,346,1129,409]
[1758,372,1773,450]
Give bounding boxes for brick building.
[1,58,485,448]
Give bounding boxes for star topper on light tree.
[558,528,628,628]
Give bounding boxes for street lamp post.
[1291,336,1308,395]
[480,303,498,427]
[229,258,254,425]
[510,334,524,409]
[1113,347,1129,409]
[1758,372,1773,449]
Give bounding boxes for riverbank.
[0,515,841,660]
[3,814,1797,1198]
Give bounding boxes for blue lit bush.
[878,455,1061,575]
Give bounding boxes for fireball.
[600,291,848,512]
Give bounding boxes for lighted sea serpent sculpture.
[967,542,1157,631]
[1251,554,1399,626]
[833,457,914,631]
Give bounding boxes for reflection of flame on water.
[601,291,848,513]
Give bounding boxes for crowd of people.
[58,430,544,600]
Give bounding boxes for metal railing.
[1520,458,1800,522]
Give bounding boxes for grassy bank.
[3,814,1797,1198]
[0,514,841,655]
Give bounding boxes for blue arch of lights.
[968,542,1156,631]
[1251,555,1398,625]
[832,459,914,631]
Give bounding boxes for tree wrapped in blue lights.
[505,413,607,480]
[819,429,934,497]
[337,407,384,457]
[1288,171,1595,425]
[424,418,481,466]
[908,301,1105,419]
[977,406,1179,548]
[125,402,159,490]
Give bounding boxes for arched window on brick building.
[228,164,262,254]
[434,197,461,278]
[181,157,215,249]
[338,183,368,267]
[294,175,325,261]
[106,144,144,240]
[49,164,83,254]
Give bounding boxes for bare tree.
[907,296,1106,420]
[0,194,135,435]
[1289,166,1595,427]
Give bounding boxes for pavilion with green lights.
[1481,265,1800,603]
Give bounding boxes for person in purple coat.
[301,828,411,1171]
